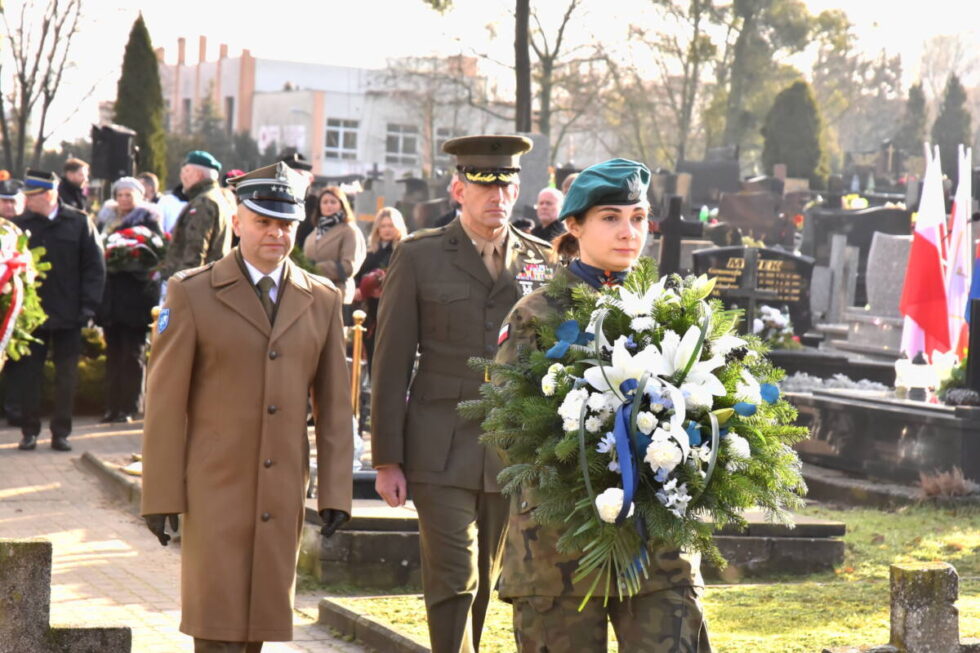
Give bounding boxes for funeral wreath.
[0,219,49,368]
[463,258,808,606]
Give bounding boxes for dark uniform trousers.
[411,483,509,653]
[7,328,82,439]
[103,324,148,416]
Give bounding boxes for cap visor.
[242,198,305,221]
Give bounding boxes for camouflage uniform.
[494,267,712,653]
[159,178,233,280]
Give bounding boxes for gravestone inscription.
[692,246,815,335]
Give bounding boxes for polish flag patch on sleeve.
[498,323,511,346]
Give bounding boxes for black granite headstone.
[692,246,815,335]
[678,159,741,207]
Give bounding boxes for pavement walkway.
[0,416,366,653]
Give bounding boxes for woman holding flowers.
[488,159,712,651]
[98,176,164,423]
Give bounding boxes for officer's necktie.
[481,241,501,281]
[257,276,276,322]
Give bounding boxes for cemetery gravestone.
[678,159,741,207]
[692,246,815,335]
[717,191,794,247]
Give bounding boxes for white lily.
[617,279,676,318]
[713,333,746,357]
[735,369,762,404]
[658,325,727,397]
[583,335,662,397]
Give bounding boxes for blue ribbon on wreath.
[613,378,642,525]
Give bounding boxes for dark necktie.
[257,276,276,322]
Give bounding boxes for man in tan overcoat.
[371,135,557,653]
[141,162,353,652]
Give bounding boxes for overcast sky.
[4,0,977,143]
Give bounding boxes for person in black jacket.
[98,177,163,423]
[9,169,106,451]
[58,158,89,213]
[354,206,407,372]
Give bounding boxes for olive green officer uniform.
[371,135,558,653]
[142,163,354,649]
[160,151,234,280]
[492,159,711,652]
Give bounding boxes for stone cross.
[0,539,131,652]
[658,195,702,276]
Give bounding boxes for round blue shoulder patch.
[158,308,170,334]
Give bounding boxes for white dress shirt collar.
[242,258,285,302]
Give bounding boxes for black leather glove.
[319,509,349,538]
[144,513,179,546]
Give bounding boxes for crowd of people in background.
[0,149,569,451]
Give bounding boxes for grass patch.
[324,503,980,651]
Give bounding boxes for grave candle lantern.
[906,352,939,401]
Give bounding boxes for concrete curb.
[318,598,428,653]
[802,463,980,509]
[78,451,142,513]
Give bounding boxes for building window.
[435,127,465,165]
[385,123,418,165]
[182,98,192,133]
[325,118,358,160]
[224,97,235,134]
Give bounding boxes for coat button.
[261,512,271,522]
[269,350,278,360]
[264,459,273,468]
[267,405,278,415]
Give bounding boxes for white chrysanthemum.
[636,411,657,435]
[558,387,589,421]
[587,392,611,412]
[548,363,565,375]
[644,438,683,473]
[630,316,656,332]
[725,433,751,472]
[595,487,633,523]
[585,416,603,433]
[541,375,556,396]
[562,417,580,432]
[735,369,761,404]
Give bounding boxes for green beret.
[183,150,221,172]
[229,162,309,221]
[559,158,651,220]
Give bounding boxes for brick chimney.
[219,43,228,60]
[154,47,164,63]
[177,37,185,65]
[199,35,207,63]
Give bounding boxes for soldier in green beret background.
[371,134,557,653]
[158,150,234,281]
[494,158,712,652]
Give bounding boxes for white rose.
[595,487,633,523]
[682,383,714,411]
[644,438,683,473]
[541,375,556,396]
[636,411,657,435]
[585,416,603,433]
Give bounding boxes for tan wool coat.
[141,250,353,643]
[302,222,367,304]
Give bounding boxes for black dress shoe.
[17,434,37,450]
[50,437,72,452]
[111,413,134,424]
[100,410,117,423]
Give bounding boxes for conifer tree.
[895,83,927,157]
[931,74,972,185]
[761,80,828,189]
[113,14,167,183]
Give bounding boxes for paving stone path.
[0,417,366,653]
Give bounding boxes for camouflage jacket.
[494,266,704,599]
[159,179,233,280]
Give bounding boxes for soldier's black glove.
[144,513,179,546]
[319,509,349,538]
